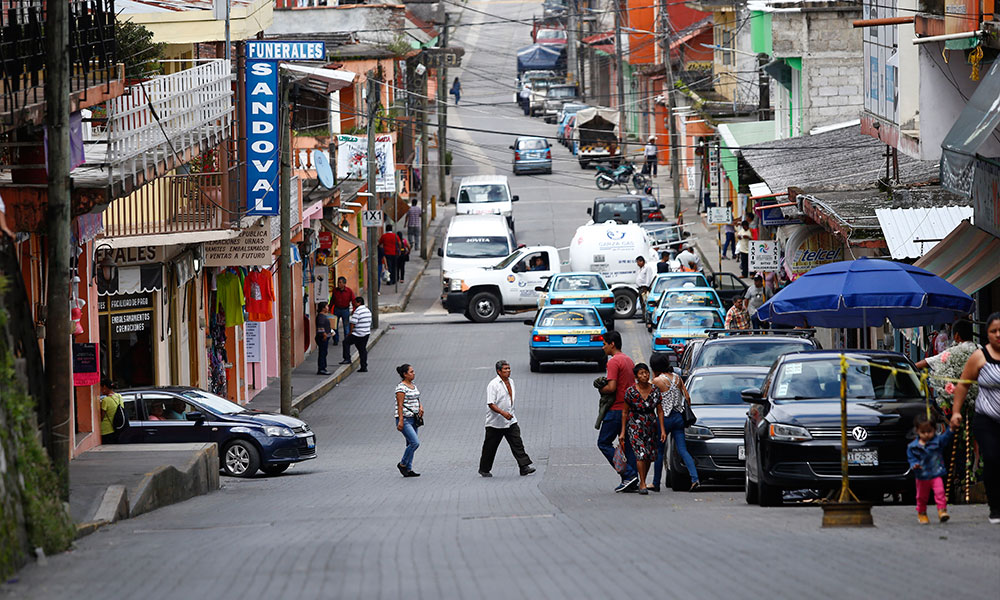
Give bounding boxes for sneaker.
[520,466,536,476]
[479,471,492,477]
[339,360,351,365]
[316,370,330,375]
[358,368,368,373]
[939,510,950,523]
[397,463,408,477]
[614,476,638,493]
[917,513,930,524]
[404,470,420,477]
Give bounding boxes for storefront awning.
[97,264,163,296]
[913,219,1000,295]
[874,206,973,260]
[718,121,779,192]
[940,58,1000,197]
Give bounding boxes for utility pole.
[437,9,449,220]
[44,0,71,497]
[566,0,579,88]
[613,0,628,160]
[420,59,430,260]
[279,75,292,416]
[365,75,380,329]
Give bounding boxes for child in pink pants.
[906,415,954,524]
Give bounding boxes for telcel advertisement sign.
[245,41,325,216]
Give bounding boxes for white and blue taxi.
[650,286,723,330]
[536,272,616,328]
[525,305,608,372]
[651,306,726,361]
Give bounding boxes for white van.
[438,215,516,281]
[452,175,519,230]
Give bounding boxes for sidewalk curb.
[74,444,220,539]
[292,327,389,413]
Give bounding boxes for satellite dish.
[313,150,334,189]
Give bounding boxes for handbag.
[612,443,627,473]
[682,403,697,428]
[413,413,424,427]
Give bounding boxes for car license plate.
[738,445,745,460]
[567,299,587,304]
[562,336,577,344]
[306,436,315,449]
[848,448,877,466]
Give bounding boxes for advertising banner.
[335,134,396,193]
[204,222,272,267]
[749,240,779,272]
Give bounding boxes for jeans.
[332,307,351,342]
[597,409,637,480]
[316,336,329,372]
[972,413,1000,516]
[398,416,420,470]
[915,476,947,514]
[479,423,532,473]
[722,231,735,257]
[653,411,698,485]
[407,225,420,252]
[343,333,369,369]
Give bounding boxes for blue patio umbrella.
[757,258,974,328]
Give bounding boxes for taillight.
[515,151,521,160]
[546,149,552,159]
[600,296,613,304]
[550,298,564,304]
[655,338,669,345]
[533,334,549,342]
[592,334,604,342]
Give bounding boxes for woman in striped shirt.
[395,363,423,477]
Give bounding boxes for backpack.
[110,394,129,431]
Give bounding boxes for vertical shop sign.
[245,41,326,216]
[245,321,261,363]
[72,343,99,386]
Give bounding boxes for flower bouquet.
[930,344,978,416]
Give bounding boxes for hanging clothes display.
[215,268,246,327]
[209,310,228,395]
[244,267,275,322]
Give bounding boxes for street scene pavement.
[4,1,999,599]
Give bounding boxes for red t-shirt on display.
[379,232,399,256]
[606,352,636,411]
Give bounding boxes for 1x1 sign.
[749,240,779,272]
[362,210,383,227]
[708,207,731,225]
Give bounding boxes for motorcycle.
[595,162,649,191]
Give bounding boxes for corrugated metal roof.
[914,220,1000,294]
[875,206,973,259]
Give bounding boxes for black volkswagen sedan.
[742,350,932,506]
[665,366,769,490]
[118,387,316,478]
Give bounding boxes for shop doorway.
[98,292,156,389]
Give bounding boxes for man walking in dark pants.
[340,296,372,372]
[379,224,400,285]
[479,360,535,477]
[315,302,332,375]
[598,330,639,492]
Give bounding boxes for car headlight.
[685,425,714,440]
[768,423,812,442]
[450,279,464,292]
[263,425,294,437]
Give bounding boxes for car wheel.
[757,471,782,507]
[613,289,637,319]
[469,291,501,323]
[530,357,541,372]
[744,469,759,505]
[222,439,260,478]
[546,168,553,174]
[463,308,475,322]
[261,463,290,476]
[668,447,691,491]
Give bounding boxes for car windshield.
[652,274,706,293]
[548,86,576,98]
[595,202,640,223]
[516,138,548,150]
[696,340,814,369]
[537,29,567,39]
[659,290,719,309]
[446,236,511,259]
[658,310,722,330]
[688,372,767,405]
[180,390,245,414]
[458,184,510,204]
[553,274,607,291]
[538,308,602,327]
[772,357,922,400]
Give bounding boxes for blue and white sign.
[244,41,326,216]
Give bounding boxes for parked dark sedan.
[118,387,316,478]
[680,329,819,379]
[664,366,769,490]
[742,350,933,506]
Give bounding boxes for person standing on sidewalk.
[341,296,372,372]
[644,136,658,177]
[745,274,768,329]
[721,217,736,259]
[650,353,700,491]
[395,363,423,478]
[450,77,462,105]
[736,220,752,278]
[99,378,126,444]
[405,199,422,253]
[330,277,354,345]
[379,224,400,285]
[478,360,535,477]
[598,330,639,492]
[315,302,332,375]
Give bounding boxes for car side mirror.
[186,411,205,422]
[512,195,519,202]
[512,263,525,273]
[534,286,546,292]
[523,319,535,326]
[437,247,444,257]
[741,388,765,404]
[509,145,515,150]
[658,204,665,209]
[586,207,592,215]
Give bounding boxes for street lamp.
[91,243,117,286]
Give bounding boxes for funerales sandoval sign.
[245,40,326,216]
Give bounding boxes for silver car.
[511,136,552,175]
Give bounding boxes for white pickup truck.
[442,223,656,322]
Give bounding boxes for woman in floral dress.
[621,363,665,495]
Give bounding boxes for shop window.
[98,292,156,389]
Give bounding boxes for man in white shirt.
[644,136,658,177]
[341,296,372,371]
[479,360,535,477]
[635,255,654,311]
[674,244,700,271]
[519,83,532,115]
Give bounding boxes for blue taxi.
[650,286,722,330]
[525,305,608,372]
[643,273,710,329]
[651,307,725,360]
[536,272,615,328]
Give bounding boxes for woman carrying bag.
[395,363,423,477]
[650,353,700,491]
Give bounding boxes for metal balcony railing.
[0,0,117,121]
[101,59,234,193]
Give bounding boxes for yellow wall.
[121,0,273,45]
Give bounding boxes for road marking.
[462,513,555,521]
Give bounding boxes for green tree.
[115,20,165,79]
